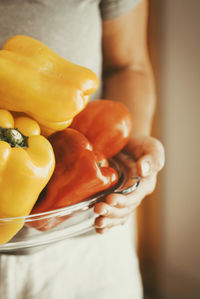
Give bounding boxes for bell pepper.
[0,35,99,136]
[29,128,118,231]
[0,109,55,244]
[70,99,133,158]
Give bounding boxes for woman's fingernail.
[97,228,109,234]
[141,160,151,176]
[101,228,109,234]
[100,208,107,215]
[95,220,106,228]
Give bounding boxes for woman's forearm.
[102,65,156,136]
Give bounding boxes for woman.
[0,0,165,298]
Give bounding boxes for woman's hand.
[94,136,165,234]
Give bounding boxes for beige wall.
[158,0,200,298]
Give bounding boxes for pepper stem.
[0,127,28,148]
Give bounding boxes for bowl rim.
[0,153,140,223]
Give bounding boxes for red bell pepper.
[29,128,118,230]
[70,99,133,158]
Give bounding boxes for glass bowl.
[0,152,140,254]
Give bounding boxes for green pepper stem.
[0,127,28,148]
[97,162,102,168]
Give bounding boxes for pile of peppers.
[0,35,133,240]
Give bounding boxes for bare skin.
[94,0,165,233]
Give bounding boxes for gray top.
[0,0,141,99]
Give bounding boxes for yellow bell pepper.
[0,109,55,244]
[0,35,99,136]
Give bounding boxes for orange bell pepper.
[70,99,132,158]
[29,128,118,231]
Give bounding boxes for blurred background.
[137,0,200,298]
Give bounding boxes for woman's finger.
[102,174,157,208]
[94,215,128,232]
[94,201,135,218]
[105,193,140,208]
[137,138,165,176]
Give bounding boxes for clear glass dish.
[0,152,140,254]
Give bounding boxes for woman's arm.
[102,0,155,135]
[94,0,165,233]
